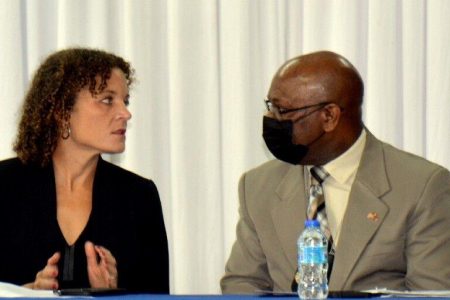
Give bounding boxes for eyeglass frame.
[264,98,335,119]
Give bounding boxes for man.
[221,51,450,293]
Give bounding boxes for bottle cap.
[304,219,320,228]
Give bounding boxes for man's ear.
[321,104,341,132]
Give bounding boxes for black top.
[0,157,169,293]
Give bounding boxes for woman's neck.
[52,147,100,191]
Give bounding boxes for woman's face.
[68,68,132,155]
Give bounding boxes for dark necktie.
[292,166,334,292]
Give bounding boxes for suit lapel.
[329,131,391,290]
[271,164,307,270]
[330,181,388,289]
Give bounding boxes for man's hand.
[23,252,60,290]
[85,241,118,288]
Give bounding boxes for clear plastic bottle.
[297,220,328,299]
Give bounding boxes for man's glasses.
[264,99,332,119]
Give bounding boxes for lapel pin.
[367,212,379,222]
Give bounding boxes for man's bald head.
[274,51,364,109]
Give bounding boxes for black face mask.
[262,116,308,165]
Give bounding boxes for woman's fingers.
[85,241,118,288]
[31,252,60,290]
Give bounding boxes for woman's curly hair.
[14,48,134,167]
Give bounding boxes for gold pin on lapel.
[367,212,379,222]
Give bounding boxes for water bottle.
[297,220,328,299]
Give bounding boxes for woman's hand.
[85,241,118,288]
[23,252,60,290]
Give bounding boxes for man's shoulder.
[363,131,447,172]
[363,133,449,191]
[239,159,302,194]
[378,139,448,174]
[244,159,296,179]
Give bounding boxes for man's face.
[67,68,132,155]
[267,74,328,150]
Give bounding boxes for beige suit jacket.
[221,131,450,293]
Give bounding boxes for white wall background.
[0,0,449,294]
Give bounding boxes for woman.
[0,48,169,293]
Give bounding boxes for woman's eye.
[101,97,113,105]
[124,98,130,106]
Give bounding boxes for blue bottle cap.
[305,219,320,227]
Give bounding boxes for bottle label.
[299,246,327,264]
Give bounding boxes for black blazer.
[0,157,169,293]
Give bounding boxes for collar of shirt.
[323,129,367,185]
